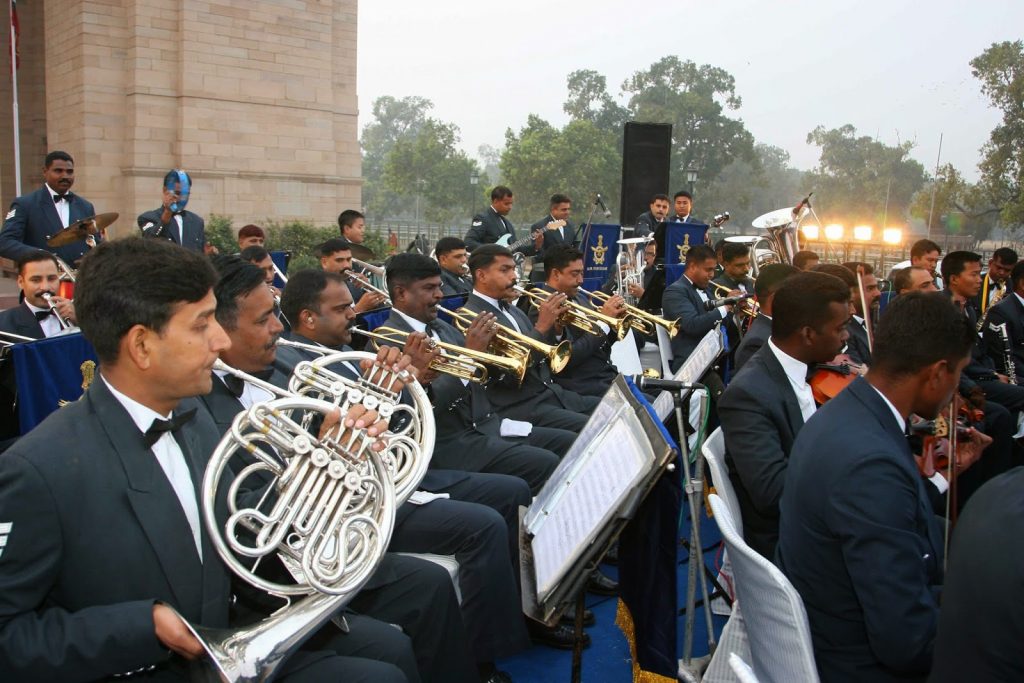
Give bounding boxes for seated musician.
[892,266,939,294]
[777,292,990,683]
[531,244,625,398]
[0,238,414,683]
[712,242,756,359]
[463,244,599,432]
[732,263,798,371]
[204,259,545,675]
[841,261,881,364]
[983,260,1024,385]
[718,271,851,559]
[435,236,474,297]
[813,263,869,366]
[662,244,735,375]
[318,237,389,313]
[0,250,77,339]
[792,250,819,271]
[972,246,1017,315]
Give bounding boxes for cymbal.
[617,237,651,245]
[349,243,377,262]
[46,212,119,247]
[751,207,798,230]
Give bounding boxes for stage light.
[824,224,844,241]
[801,224,820,240]
[853,225,873,241]
[883,228,903,245]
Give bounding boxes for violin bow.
[856,267,874,354]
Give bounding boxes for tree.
[971,40,1024,229]
[361,96,434,217]
[563,69,629,137]
[620,57,756,192]
[804,124,927,226]
[699,144,807,229]
[499,116,621,222]
[381,118,483,225]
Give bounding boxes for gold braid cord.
[615,600,678,683]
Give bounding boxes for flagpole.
[9,0,21,196]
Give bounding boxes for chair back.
[708,494,819,683]
[656,324,674,378]
[703,428,743,536]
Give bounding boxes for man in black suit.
[973,246,1017,315]
[435,236,474,297]
[983,260,1024,383]
[931,467,1024,682]
[465,186,542,256]
[713,241,757,360]
[732,263,798,371]
[777,292,988,683]
[667,190,697,223]
[463,244,599,432]
[633,193,670,238]
[814,263,869,366]
[662,244,735,373]
[528,193,574,283]
[318,238,389,313]
[891,266,938,295]
[0,238,414,682]
[138,169,207,253]
[842,261,881,366]
[532,244,625,397]
[0,250,77,339]
[338,209,367,245]
[0,150,99,264]
[718,271,851,559]
[205,260,530,679]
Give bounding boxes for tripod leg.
[570,591,586,683]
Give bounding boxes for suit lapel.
[14,304,45,339]
[88,379,205,615]
[759,347,805,434]
[38,188,65,236]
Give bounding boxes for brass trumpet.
[344,268,392,307]
[513,285,634,341]
[353,325,528,385]
[710,281,759,318]
[437,305,571,374]
[578,287,681,338]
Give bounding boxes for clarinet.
[989,322,1017,385]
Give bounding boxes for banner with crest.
[664,221,709,266]
[12,332,100,434]
[580,223,622,281]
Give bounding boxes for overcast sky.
[358,0,1021,182]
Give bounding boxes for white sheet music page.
[653,327,723,421]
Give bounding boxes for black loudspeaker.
[619,122,673,227]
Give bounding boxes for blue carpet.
[499,508,727,682]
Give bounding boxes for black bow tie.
[34,309,54,321]
[144,408,197,447]
[425,319,444,334]
[221,368,275,398]
[53,193,70,203]
[498,300,511,313]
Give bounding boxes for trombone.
[437,305,572,374]
[353,325,528,385]
[513,285,634,341]
[578,287,681,338]
[344,269,392,307]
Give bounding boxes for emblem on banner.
[58,360,97,407]
[590,235,609,265]
[676,234,691,262]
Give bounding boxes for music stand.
[519,376,675,682]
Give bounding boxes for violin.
[809,353,867,404]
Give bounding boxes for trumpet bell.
[549,339,572,374]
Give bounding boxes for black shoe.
[586,569,619,596]
[526,620,592,650]
[481,670,513,683]
[560,608,596,627]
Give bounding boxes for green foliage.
[805,124,927,225]
[205,214,236,254]
[970,40,1024,228]
[621,57,757,191]
[381,118,483,225]
[699,144,807,229]
[361,96,434,218]
[500,116,622,221]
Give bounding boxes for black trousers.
[977,377,1024,413]
[389,475,532,663]
[432,429,562,494]
[283,613,418,683]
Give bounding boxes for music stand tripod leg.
[570,589,587,683]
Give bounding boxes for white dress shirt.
[102,377,203,561]
[213,370,274,410]
[474,290,523,332]
[767,337,816,422]
[394,309,471,386]
[24,301,62,338]
[684,275,727,319]
[45,183,70,228]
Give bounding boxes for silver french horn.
[176,353,434,681]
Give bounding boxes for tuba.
[179,353,433,682]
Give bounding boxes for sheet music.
[531,418,650,602]
[653,327,723,421]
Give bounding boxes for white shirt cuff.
[928,472,949,494]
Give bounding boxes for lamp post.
[685,167,699,195]
[468,172,480,234]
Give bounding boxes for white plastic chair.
[397,553,462,603]
[729,653,761,683]
[656,324,675,378]
[707,494,820,683]
[702,427,742,536]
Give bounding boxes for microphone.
[632,375,704,392]
[704,293,752,311]
[793,192,813,214]
[713,212,730,226]
[595,193,612,218]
